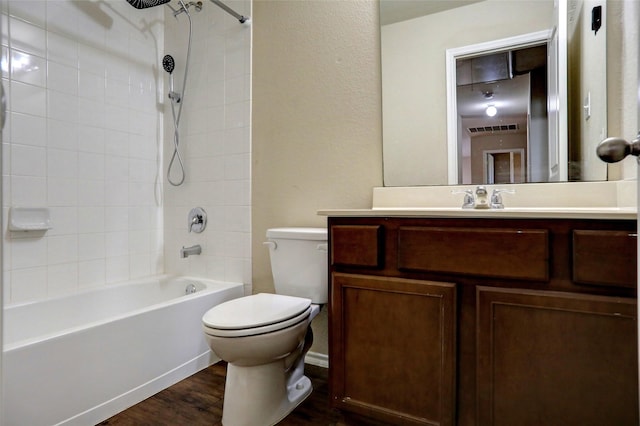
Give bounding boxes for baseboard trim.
[305,351,329,368]
[61,351,218,426]
[62,351,326,425]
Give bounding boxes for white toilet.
[202,227,328,426]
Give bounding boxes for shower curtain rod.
[210,0,249,23]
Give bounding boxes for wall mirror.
[381,0,609,186]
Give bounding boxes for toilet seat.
[203,293,312,338]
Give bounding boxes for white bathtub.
[2,275,244,426]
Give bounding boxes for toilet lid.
[266,227,327,240]
[202,293,312,330]
[203,305,312,338]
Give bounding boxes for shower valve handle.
[188,207,207,233]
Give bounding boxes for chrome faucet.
[490,188,516,209]
[474,186,489,209]
[454,186,515,209]
[453,189,475,209]
[180,244,201,258]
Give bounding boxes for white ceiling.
[379,0,484,25]
[456,73,531,118]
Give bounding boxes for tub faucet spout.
[180,244,201,258]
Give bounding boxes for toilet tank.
[266,227,328,304]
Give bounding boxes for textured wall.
[567,0,608,181]
[252,0,383,356]
[606,0,639,181]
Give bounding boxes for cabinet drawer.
[573,230,637,288]
[398,226,549,281]
[331,225,384,268]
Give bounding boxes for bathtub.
[2,275,244,426]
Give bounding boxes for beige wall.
[252,0,383,355]
[568,0,608,181]
[606,0,639,181]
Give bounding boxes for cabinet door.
[477,286,638,426]
[330,273,456,426]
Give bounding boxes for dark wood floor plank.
[99,362,345,426]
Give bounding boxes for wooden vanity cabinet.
[328,216,638,426]
[476,286,637,426]
[331,273,456,425]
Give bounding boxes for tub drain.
[185,283,198,294]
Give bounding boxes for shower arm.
[210,0,249,23]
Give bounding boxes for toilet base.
[221,360,313,426]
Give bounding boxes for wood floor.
[98,362,348,426]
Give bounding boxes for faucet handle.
[490,188,516,209]
[188,207,207,233]
[452,189,475,209]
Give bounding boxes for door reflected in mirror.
[484,149,525,184]
[454,39,553,185]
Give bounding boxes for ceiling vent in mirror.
[467,123,520,135]
[457,51,513,86]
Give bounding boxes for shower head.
[164,55,180,102]
[126,0,171,9]
[163,55,175,74]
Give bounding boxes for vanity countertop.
[319,181,638,220]
[318,207,637,220]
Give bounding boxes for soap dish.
[9,207,53,231]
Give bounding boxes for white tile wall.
[2,0,252,304]
[3,0,166,304]
[163,0,252,290]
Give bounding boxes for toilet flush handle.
[316,243,328,252]
[263,241,277,250]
